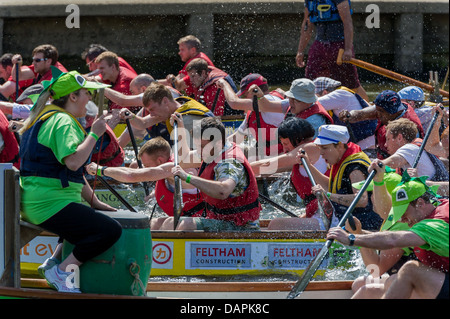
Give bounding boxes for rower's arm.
[328,170,369,208]
[104,88,144,107]
[381,154,409,171]
[219,79,253,111]
[184,175,237,200]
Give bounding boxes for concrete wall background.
[0,0,448,84]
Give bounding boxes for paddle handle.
[173,121,184,230]
[97,175,137,212]
[337,49,449,98]
[125,112,150,196]
[258,194,299,218]
[300,151,332,230]
[412,107,442,169]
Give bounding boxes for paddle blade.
[287,239,333,299]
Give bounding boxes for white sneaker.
[38,257,59,279]
[44,265,81,293]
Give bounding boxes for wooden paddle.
[287,162,383,299]
[336,49,449,98]
[172,121,184,230]
[299,150,334,230]
[124,111,150,196]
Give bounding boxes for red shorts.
[305,40,361,89]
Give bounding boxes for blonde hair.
[95,51,119,69]
[142,83,174,106]
[138,137,171,161]
[386,118,418,143]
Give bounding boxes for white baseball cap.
[314,125,350,145]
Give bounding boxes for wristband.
[326,192,331,198]
[373,180,385,186]
[101,166,108,176]
[88,131,99,142]
[96,167,102,176]
[186,174,191,184]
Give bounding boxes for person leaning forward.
[297,124,383,230]
[327,176,449,299]
[160,116,261,231]
[119,82,214,149]
[19,67,122,293]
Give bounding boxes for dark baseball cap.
[374,90,406,114]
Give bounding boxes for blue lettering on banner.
[190,243,252,268]
[268,243,328,269]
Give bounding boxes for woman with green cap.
[19,68,122,293]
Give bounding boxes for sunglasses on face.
[33,58,48,63]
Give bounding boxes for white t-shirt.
[238,93,285,133]
[395,143,436,179]
[318,89,376,150]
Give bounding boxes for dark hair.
[200,117,226,146]
[81,44,108,61]
[52,90,80,108]
[278,116,315,147]
[32,44,58,65]
[0,53,13,68]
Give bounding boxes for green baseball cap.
[48,70,110,100]
[382,176,439,230]
[352,166,401,194]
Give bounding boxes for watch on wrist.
[348,234,356,246]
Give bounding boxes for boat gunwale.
[150,229,327,240]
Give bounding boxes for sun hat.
[374,90,406,114]
[314,124,350,145]
[237,73,268,96]
[285,78,317,103]
[397,86,425,102]
[313,77,342,94]
[352,166,402,193]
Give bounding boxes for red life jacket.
[90,125,125,167]
[108,67,138,112]
[413,199,449,272]
[0,111,20,169]
[199,143,261,226]
[295,101,334,124]
[246,91,285,156]
[376,104,424,159]
[154,179,204,217]
[290,164,318,218]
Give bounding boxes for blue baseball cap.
[374,90,406,114]
[398,86,425,102]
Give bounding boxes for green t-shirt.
[410,219,450,257]
[20,111,86,225]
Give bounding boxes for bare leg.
[382,260,445,299]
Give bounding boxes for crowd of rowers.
[0,35,448,298]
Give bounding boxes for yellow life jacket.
[165,96,214,134]
[329,151,371,194]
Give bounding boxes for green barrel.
[62,210,152,296]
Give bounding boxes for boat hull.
[21,230,355,279]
